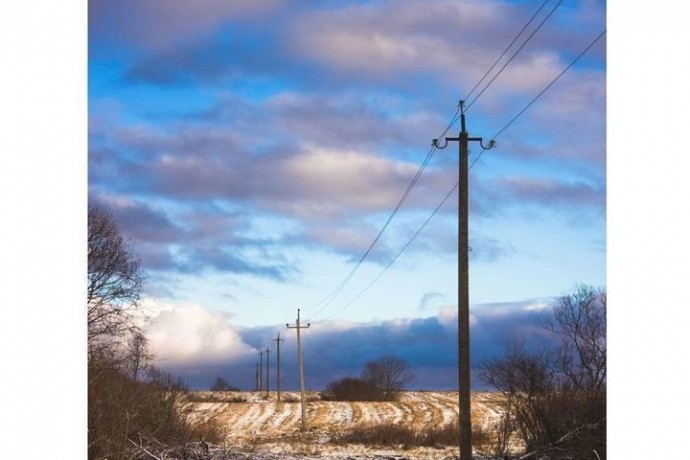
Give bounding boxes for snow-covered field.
[184,391,507,459]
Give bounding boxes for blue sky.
[86,0,607,390]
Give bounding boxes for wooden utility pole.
[433,100,494,459]
[255,361,260,391]
[273,332,284,402]
[265,347,271,398]
[258,350,264,392]
[287,308,310,431]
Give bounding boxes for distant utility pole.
[273,332,285,403]
[265,347,271,398]
[255,361,260,391]
[433,100,495,459]
[287,308,310,431]
[258,350,264,392]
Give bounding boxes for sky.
[4,1,690,459]
[85,0,607,391]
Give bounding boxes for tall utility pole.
[265,347,271,398]
[273,332,284,403]
[287,308,310,431]
[259,350,264,391]
[434,100,494,459]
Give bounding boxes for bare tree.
[361,355,414,401]
[546,284,606,396]
[480,285,607,459]
[87,204,143,353]
[125,332,152,381]
[480,340,556,453]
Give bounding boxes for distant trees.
[322,355,414,402]
[361,355,415,401]
[210,376,240,392]
[322,377,381,402]
[480,285,606,459]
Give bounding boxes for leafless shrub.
[336,421,465,449]
[210,376,241,392]
[361,355,415,401]
[480,285,606,459]
[320,377,383,401]
[322,355,414,402]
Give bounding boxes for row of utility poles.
[244,104,486,455]
[247,102,486,454]
[252,309,310,431]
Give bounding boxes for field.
[184,391,510,459]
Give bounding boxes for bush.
[479,285,606,458]
[322,355,414,402]
[88,357,224,459]
[210,376,240,392]
[361,355,414,401]
[320,377,383,401]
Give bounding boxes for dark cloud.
[87,195,297,281]
[154,299,560,391]
[473,175,605,221]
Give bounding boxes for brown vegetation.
[88,205,221,459]
[321,355,414,402]
[480,285,606,459]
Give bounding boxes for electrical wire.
[305,145,436,320]
[303,2,566,321]
[465,0,564,111]
[303,17,604,323]
[304,106,462,322]
[321,181,460,322]
[464,0,551,102]
[315,29,606,322]
[470,30,607,169]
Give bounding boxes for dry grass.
[334,419,496,452]
[181,391,519,458]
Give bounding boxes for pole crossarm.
[433,137,495,151]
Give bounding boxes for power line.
[305,16,602,323]
[466,0,564,111]
[470,30,607,168]
[321,181,460,322]
[305,145,436,321]
[305,106,462,322]
[464,0,551,101]
[304,3,565,322]
[317,29,606,322]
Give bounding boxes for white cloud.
[144,301,256,366]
